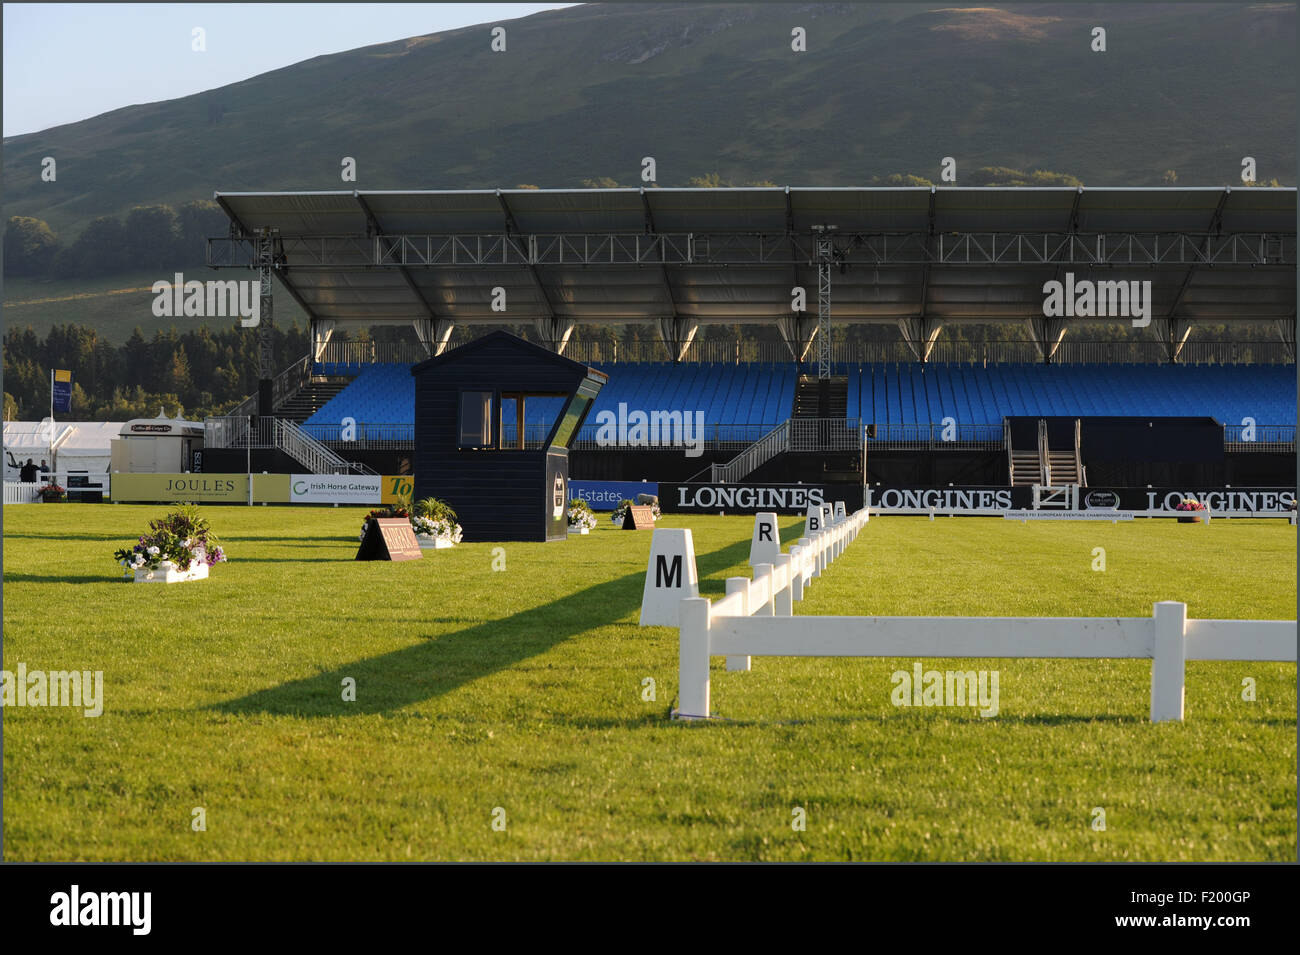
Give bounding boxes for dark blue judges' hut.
[411,332,608,542]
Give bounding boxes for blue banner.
[52,370,72,414]
[568,480,659,510]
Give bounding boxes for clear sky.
[2,3,579,137]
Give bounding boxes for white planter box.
[568,526,591,535]
[416,535,456,549]
[133,560,209,584]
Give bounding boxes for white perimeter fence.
[668,508,1296,723]
[4,472,111,504]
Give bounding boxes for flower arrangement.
[1175,498,1207,512]
[114,504,226,581]
[611,497,661,525]
[412,497,463,546]
[359,498,463,547]
[567,498,597,533]
[1175,497,1208,523]
[39,482,66,503]
[359,504,411,541]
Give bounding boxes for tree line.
[4,200,229,280]
[3,321,309,421]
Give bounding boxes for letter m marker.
[639,528,699,626]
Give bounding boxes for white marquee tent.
[3,420,122,477]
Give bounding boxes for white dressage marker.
[805,503,823,537]
[833,501,847,524]
[748,512,781,567]
[638,528,699,627]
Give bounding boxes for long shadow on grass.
[3,572,129,585]
[211,529,774,717]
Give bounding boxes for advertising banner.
[569,480,660,510]
[868,486,1031,511]
[52,369,73,414]
[867,485,1296,514]
[1083,487,1296,512]
[109,473,248,502]
[381,475,414,505]
[289,474,383,504]
[661,482,864,514]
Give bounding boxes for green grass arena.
[2,503,1294,861]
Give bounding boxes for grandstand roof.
[210,187,1296,327]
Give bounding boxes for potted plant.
[114,504,226,583]
[567,498,597,534]
[39,482,67,503]
[411,497,463,549]
[359,504,411,542]
[1175,497,1208,523]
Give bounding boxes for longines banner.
[661,483,865,514]
[869,486,1032,510]
[1083,487,1296,512]
[867,485,1296,513]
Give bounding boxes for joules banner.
[109,473,414,505]
[660,483,865,514]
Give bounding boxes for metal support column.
[256,227,277,416]
[814,226,835,380]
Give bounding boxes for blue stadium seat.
[304,360,1295,447]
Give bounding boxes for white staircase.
[710,421,790,483]
[275,418,375,475]
[1006,420,1044,486]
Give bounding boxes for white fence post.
[678,597,712,719]
[754,563,775,617]
[1150,601,1188,722]
[790,545,806,601]
[725,577,752,671]
[774,555,793,616]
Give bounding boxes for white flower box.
[567,526,590,535]
[416,535,456,549]
[133,560,209,584]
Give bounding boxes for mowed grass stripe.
[2,505,1294,861]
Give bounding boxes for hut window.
[458,390,495,448]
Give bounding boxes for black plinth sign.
[356,517,423,561]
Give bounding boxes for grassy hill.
[2,268,309,343]
[4,2,1295,238]
[3,2,1294,342]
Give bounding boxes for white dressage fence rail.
[721,507,869,670]
[679,598,1296,723]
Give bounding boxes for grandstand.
[296,359,1293,446]
[200,187,1296,493]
